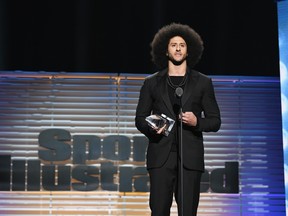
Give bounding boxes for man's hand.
[152,124,167,135]
[180,112,197,126]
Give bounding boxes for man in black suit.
[135,23,221,216]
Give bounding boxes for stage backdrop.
[0,71,285,215]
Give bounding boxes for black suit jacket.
[135,68,221,171]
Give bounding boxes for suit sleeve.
[196,78,221,132]
[135,79,156,138]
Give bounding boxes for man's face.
[167,36,188,65]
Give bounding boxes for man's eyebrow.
[170,42,186,44]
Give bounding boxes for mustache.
[167,53,187,65]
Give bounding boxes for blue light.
[278,1,288,214]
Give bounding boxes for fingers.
[179,112,196,126]
[155,124,167,134]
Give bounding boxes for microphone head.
[175,87,183,98]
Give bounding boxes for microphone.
[175,87,183,98]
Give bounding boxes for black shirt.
[167,75,186,151]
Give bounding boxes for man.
[135,23,221,216]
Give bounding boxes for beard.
[167,53,187,66]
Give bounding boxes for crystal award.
[145,113,175,136]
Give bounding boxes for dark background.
[0,0,280,76]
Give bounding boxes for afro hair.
[151,23,204,70]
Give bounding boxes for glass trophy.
[145,113,175,136]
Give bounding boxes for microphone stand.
[179,104,184,216]
[175,87,184,216]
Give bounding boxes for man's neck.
[168,62,187,76]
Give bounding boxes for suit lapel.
[181,69,199,107]
[157,69,175,118]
